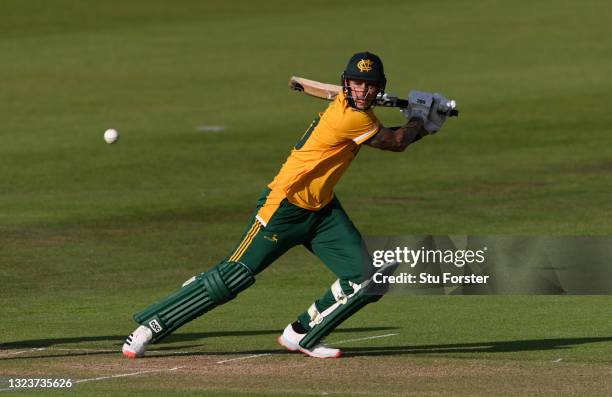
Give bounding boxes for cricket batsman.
[123,51,454,358]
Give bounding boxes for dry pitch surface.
[2,331,612,396]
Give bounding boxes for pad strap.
[300,262,399,349]
[300,286,378,349]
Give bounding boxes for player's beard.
[346,86,377,110]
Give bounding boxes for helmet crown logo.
[356,59,373,73]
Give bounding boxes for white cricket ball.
[104,128,119,144]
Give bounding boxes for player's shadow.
[0,326,398,351]
[149,335,612,359]
[4,332,610,361]
[341,336,612,357]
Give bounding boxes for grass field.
[1,0,612,396]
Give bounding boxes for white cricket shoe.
[122,325,152,359]
[299,342,342,359]
[277,323,303,351]
[277,323,342,358]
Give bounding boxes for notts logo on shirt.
[264,234,279,243]
[357,59,373,72]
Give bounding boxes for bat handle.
[437,108,459,117]
[438,99,459,117]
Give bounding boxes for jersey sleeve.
[333,108,380,145]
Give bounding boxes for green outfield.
[1,0,612,396]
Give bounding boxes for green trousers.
[228,188,371,330]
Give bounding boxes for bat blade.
[288,76,341,101]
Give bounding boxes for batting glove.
[424,93,458,134]
[404,90,434,123]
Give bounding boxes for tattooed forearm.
[365,118,426,152]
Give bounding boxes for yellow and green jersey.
[256,92,380,226]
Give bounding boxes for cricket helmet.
[341,51,386,109]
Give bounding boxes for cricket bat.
[288,76,341,101]
[288,76,459,116]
